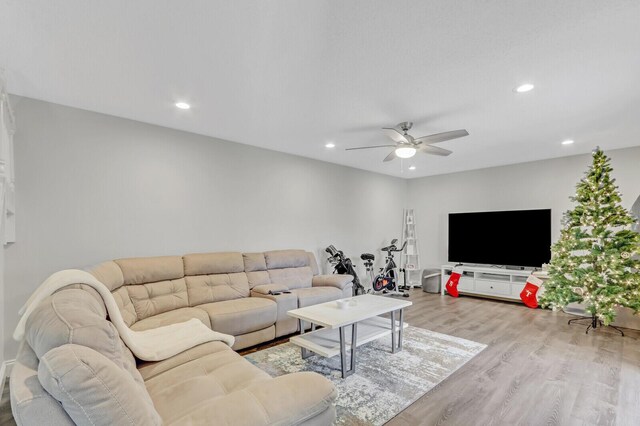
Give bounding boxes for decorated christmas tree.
[539,148,640,325]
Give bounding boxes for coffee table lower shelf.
[289,316,408,358]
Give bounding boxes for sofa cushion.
[185,272,250,305]
[264,249,310,269]
[196,298,277,335]
[38,344,162,426]
[137,341,231,381]
[141,341,270,424]
[246,270,271,288]
[183,252,244,276]
[85,260,125,291]
[292,287,343,308]
[111,286,137,327]
[127,277,189,320]
[130,307,212,331]
[268,266,313,289]
[115,256,184,285]
[164,372,337,426]
[243,252,267,272]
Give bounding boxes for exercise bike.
[367,239,409,298]
[325,245,366,296]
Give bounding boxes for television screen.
[448,209,551,267]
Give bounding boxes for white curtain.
[0,71,16,245]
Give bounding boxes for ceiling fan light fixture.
[514,83,534,93]
[395,146,417,158]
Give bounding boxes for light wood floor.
[389,290,640,426]
[1,290,639,425]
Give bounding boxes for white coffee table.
[287,294,412,378]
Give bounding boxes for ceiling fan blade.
[345,144,395,151]
[414,129,469,144]
[420,145,452,156]
[382,128,409,144]
[383,150,397,162]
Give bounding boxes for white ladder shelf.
[401,208,421,288]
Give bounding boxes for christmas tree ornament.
[538,148,640,334]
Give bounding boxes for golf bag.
[325,245,366,296]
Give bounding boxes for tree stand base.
[567,315,625,336]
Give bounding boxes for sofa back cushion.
[85,261,125,291]
[115,256,188,321]
[111,286,138,327]
[184,252,250,305]
[264,250,310,269]
[264,250,313,289]
[243,252,270,289]
[38,344,162,426]
[268,267,313,289]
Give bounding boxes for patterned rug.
[245,326,486,425]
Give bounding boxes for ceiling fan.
[346,122,469,162]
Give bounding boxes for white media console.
[441,264,534,302]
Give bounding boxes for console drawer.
[475,280,510,296]
[458,277,474,291]
[511,283,526,297]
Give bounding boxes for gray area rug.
[245,326,486,425]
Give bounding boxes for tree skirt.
[244,326,486,425]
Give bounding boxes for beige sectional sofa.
[11,249,351,425]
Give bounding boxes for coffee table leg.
[391,310,397,353]
[339,324,357,378]
[299,319,313,359]
[350,322,357,372]
[398,308,404,351]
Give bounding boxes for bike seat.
[360,253,375,261]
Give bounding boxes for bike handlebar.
[380,240,407,253]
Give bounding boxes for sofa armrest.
[169,372,337,425]
[251,283,290,295]
[312,274,353,290]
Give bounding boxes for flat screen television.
[448,209,551,267]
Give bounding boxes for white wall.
[3,98,407,359]
[407,146,640,268]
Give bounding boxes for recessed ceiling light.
[325,142,335,148]
[562,139,574,145]
[408,166,416,170]
[175,102,191,110]
[514,83,534,93]
[395,146,417,159]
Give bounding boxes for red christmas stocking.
[520,275,543,308]
[445,268,462,297]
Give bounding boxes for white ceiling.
[2,1,640,178]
